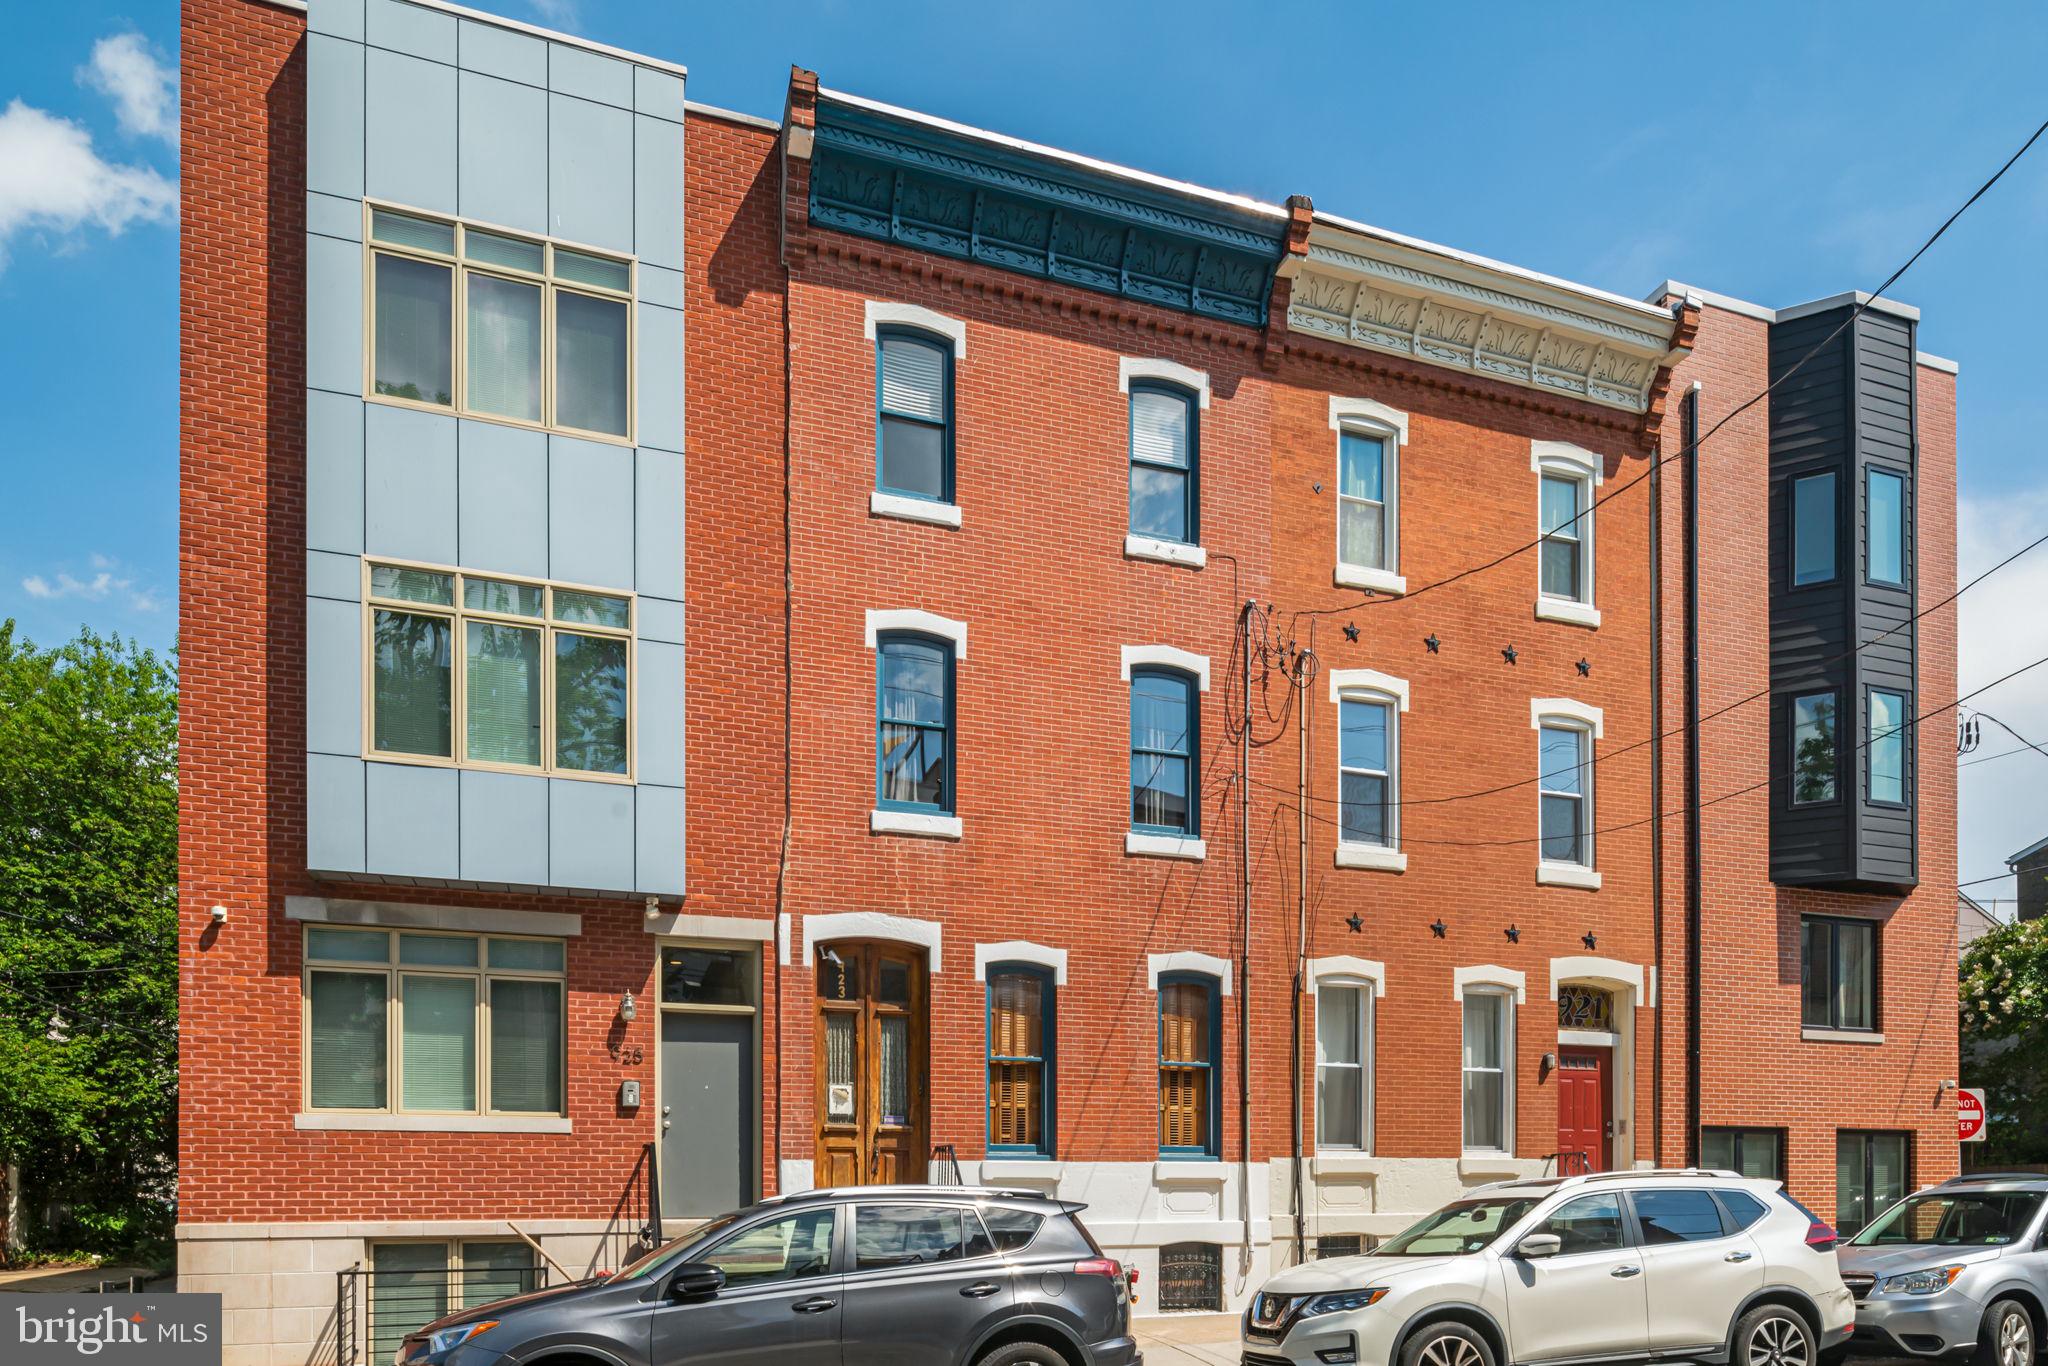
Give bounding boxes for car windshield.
[1379,1198,1542,1256]
[1851,1192,2045,1248]
[606,1213,744,1282]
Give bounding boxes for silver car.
[1837,1171,2048,1366]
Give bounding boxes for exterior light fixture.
[619,991,637,1023]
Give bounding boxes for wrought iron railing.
[589,1141,663,1277]
[336,1262,550,1366]
[930,1143,963,1185]
[1544,1150,1593,1177]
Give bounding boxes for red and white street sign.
[1959,1087,1987,1143]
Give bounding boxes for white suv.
[1243,1170,1854,1366]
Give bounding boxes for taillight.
[1805,1221,1839,1252]
[1075,1258,1124,1279]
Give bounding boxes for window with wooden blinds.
[986,968,1052,1155]
[1158,977,1215,1154]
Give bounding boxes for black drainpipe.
[1683,381,1704,1166]
[1648,424,1665,1163]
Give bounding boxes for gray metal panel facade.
[302,0,686,898]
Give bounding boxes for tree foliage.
[0,623,178,1257]
[1959,911,2048,1164]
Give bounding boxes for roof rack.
[1938,1170,2048,1185]
[759,1183,1053,1205]
[1466,1167,1746,1196]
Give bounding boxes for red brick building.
[179,0,1960,1354]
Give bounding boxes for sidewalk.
[0,1263,160,1293]
[1135,1312,1243,1365]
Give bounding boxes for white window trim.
[295,1113,572,1134]
[802,911,943,972]
[864,300,966,356]
[871,490,962,528]
[870,808,964,840]
[1533,440,1601,621]
[1331,397,1407,594]
[1336,564,1408,595]
[1330,672,1406,862]
[1309,956,1386,996]
[1534,703,1600,880]
[1314,978,1375,1154]
[1532,699,1604,737]
[1451,964,1527,1004]
[1125,534,1208,569]
[1335,846,1408,873]
[1328,669,1411,709]
[1121,645,1211,692]
[1119,357,1211,408]
[865,608,967,657]
[1536,862,1603,890]
[1126,831,1208,861]
[1146,951,1231,995]
[975,941,1068,985]
[1547,957,1642,1004]
[1459,983,1516,1158]
[1329,396,1410,444]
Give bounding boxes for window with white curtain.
[304,927,566,1116]
[1316,982,1372,1150]
[1461,988,1513,1153]
[367,205,634,440]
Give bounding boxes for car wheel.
[1733,1304,1815,1366]
[1400,1320,1496,1366]
[972,1342,1071,1366]
[1976,1299,2035,1366]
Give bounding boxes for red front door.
[1556,1046,1612,1174]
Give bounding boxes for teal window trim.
[984,964,1055,1159]
[1790,468,1840,588]
[1865,465,1908,589]
[1865,686,1910,809]
[1128,380,1199,545]
[874,326,954,503]
[1157,971,1221,1159]
[1130,666,1199,837]
[875,631,955,814]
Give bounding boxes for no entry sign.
[1959,1087,1987,1143]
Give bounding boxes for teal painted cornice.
[809,97,1289,327]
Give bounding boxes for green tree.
[1959,912,2048,1164]
[0,623,178,1259]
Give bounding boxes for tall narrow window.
[1538,473,1590,602]
[1461,988,1512,1153]
[1802,915,1877,1031]
[1129,383,1197,544]
[876,634,953,813]
[1837,1131,1910,1236]
[1316,983,1372,1151]
[372,214,455,406]
[987,967,1054,1157]
[1867,467,1906,587]
[1868,689,1908,806]
[876,329,952,502]
[1338,697,1394,848]
[1791,691,1838,806]
[1792,471,1838,586]
[1537,722,1592,866]
[1158,975,1217,1155]
[1131,669,1197,835]
[1337,430,1389,571]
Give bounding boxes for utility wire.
[1971,712,2048,765]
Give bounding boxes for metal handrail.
[930,1144,964,1185]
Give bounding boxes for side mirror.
[668,1263,725,1300]
[1515,1233,1562,1259]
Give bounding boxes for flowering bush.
[1959,915,2048,1162]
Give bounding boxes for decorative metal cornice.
[808,99,1289,327]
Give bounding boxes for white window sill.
[1335,844,1407,873]
[870,809,963,840]
[870,491,962,528]
[1535,596,1602,629]
[1311,1152,1381,1179]
[1335,564,1407,596]
[1457,1153,1522,1177]
[980,1158,1065,1183]
[1124,535,1207,569]
[1536,861,1601,890]
[1802,1027,1886,1045]
[1126,831,1207,861]
[1152,1159,1229,1184]
[295,1113,573,1134]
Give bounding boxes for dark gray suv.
[396,1185,1139,1366]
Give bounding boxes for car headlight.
[426,1321,499,1355]
[1300,1288,1388,1317]
[1881,1267,1964,1296]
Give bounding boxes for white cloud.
[0,99,176,271]
[16,557,162,613]
[78,32,178,145]
[1957,488,2048,909]
[526,0,582,30]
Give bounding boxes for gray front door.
[660,1011,755,1217]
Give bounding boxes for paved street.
[1135,1313,1243,1365]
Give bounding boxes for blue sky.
[1,0,2043,893]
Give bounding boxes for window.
[1532,1192,1626,1256]
[1315,983,1372,1151]
[1851,1190,2046,1248]
[304,927,565,1116]
[1338,429,1391,572]
[1129,383,1197,545]
[1539,472,1591,603]
[987,967,1054,1157]
[875,634,953,813]
[1719,1190,1770,1231]
[1701,1127,1785,1181]
[1461,989,1512,1154]
[1792,471,1837,586]
[1867,689,1908,806]
[1537,722,1592,866]
[1837,1131,1910,1237]
[699,1208,837,1288]
[979,1207,1044,1254]
[1633,1189,1727,1244]
[1315,1234,1370,1259]
[1131,668,1198,835]
[1801,915,1877,1032]
[370,1241,537,1362]
[1867,467,1906,587]
[1338,697,1395,848]
[367,205,632,439]
[1790,692,1838,806]
[365,563,631,779]
[875,329,952,502]
[1159,975,1218,1155]
[855,1204,977,1269]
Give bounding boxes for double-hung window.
[986,967,1054,1157]
[1537,722,1593,867]
[1338,696,1395,848]
[1791,470,1838,586]
[1158,974,1218,1156]
[1315,983,1372,1151]
[1867,467,1906,587]
[304,927,566,1117]
[367,205,633,440]
[876,634,953,813]
[1131,669,1198,836]
[1802,915,1877,1032]
[875,328,952,502]
[1337,429,1391,574]
[1129,383,1198,545]
[1867,689,1909,806]
[1537,473,1593,605]
[1460,988,1513,1154]
[1790,691,1839,805]
[366,563,632,778]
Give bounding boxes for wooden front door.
[815,942,928,1187]
[1556,1046,1612,1174]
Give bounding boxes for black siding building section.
[1767,299,1919,892]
